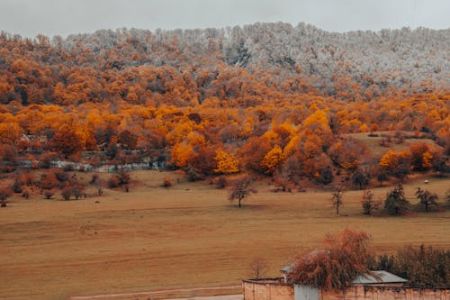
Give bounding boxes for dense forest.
[0,22,449,186]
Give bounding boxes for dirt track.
[70,286,242,300]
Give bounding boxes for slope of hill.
[63,23,450,92]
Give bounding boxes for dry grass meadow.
[1,171,449,299]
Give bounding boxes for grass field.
[345,131,440,157]
[1,171,449,300]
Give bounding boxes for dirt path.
[70,286,242,300]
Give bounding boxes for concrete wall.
[243,279,294,300]
[243,281,450,300]
[321,286,450,300]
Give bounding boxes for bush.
[384,184,410,215]
[317,166,333,185]
[351,169,369,190]
[288,229,371,290]
[54,171,69,183]
[107,172,130,189]
[361,190,380,215]
[0,188,11,207]
[371,245,450,288]
[61,187,72,200]
[21,189,30,199]
[415,187,438,212]
[107,176,120,188]
[90,174,99,185]
[162,177,172,188]
[63,164,74,172]
[39,172,58,190]
[185,166,203,182]
[11,179,23,193]
[117,171,130,185]
[272,175,293,192]
[215,176,227,189]
[43,190,54,199]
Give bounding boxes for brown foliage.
[288,229,371,290]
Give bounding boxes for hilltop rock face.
[63,22,450,91]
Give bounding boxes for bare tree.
[228,176,256,208]
[331,186,344,215]
[249,257,268,279]
[415,187,438,212]
[361,190,381,215]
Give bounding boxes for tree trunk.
[238,197,242,208]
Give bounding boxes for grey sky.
[0,0,449,37]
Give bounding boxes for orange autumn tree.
[379,149,411,179]
[261,145,283,174]
[171,142,195,168]
[287,229,371,290]
[408,142,440,171]
[214,149,239,174]
[51,124,84,157]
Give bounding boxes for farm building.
[242,269,450,300]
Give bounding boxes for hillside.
[0,22,449,107]
[0,22,449,190]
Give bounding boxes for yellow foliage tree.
[171,142,195,167]
[261,145,283,173]
[214,150,239,174]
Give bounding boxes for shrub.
[54,171,69,183]
[107,171,130,189]
[117,171,130,185]
[43,190,54,199]
[39,172,58,190]
[162,177,172,188]
[228,175,256,208]
[384,184,410,215]
[0,188,11,207]
[90,174,99,185]
[61,187,72,200]
[215,176,227,189]
[288,229,371,290]
[72,186,84,200]
[185,165,203,182]
[11,179,23,193]
[21,189,30,199]
[107,176,120,188]
[63,164,74,172]
[361,189,380,215]
[272,175,293,192]
[415,187,438,212]
[351,169,369,190]
[371,245,450,289]
[317,166,333,185]
[331,186,344,215]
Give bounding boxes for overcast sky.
[0,0,449,37]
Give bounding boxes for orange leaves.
[0,120,22,144]
[51,124,84,157]
[288,229,371,290]
[214,150,239,174]
[329,138,370,170]
[171,142,195,168]
[379,149,411,171]
[261,145,283,174]
[409,142,441,171]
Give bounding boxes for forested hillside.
[0,22,449,186]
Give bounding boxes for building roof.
[281,266,407,285]
[352,271,408,284]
